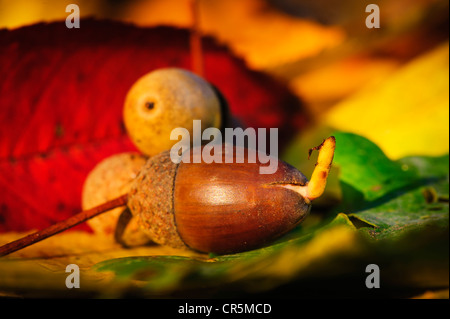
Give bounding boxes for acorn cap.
[127,151,186,249]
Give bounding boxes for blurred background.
[1,0,448,160]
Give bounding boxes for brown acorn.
[0,137,335,257]
[127,146,311,254]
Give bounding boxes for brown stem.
[190,0,204,77]
[0,194,128,257]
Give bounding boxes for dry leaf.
[289,56,400,117]
[0,231,203,297]
[324,42,449,159]
[126,0,346,70]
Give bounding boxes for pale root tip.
[273,137,335,203]
[306,136,336,201]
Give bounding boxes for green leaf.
[333,132,417,203]
[350,183,449,240]
[332,132,449,240]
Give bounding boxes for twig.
[190,0,204,77]
[0,194,128,257]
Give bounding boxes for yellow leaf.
[261,224,359,279]
[0,231,203,297]
[324,42,449,159]
[289,56,400,118]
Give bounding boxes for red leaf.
[0,19,307,233]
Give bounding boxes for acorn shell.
[174,146,310,254]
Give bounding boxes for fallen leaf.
[119,0,347,70]
[324,42,449,159]
[93,213,362,297]
[0,19,306,233]
[332,132,449,240]
[289,56,400,117]
[0,231,203,297]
